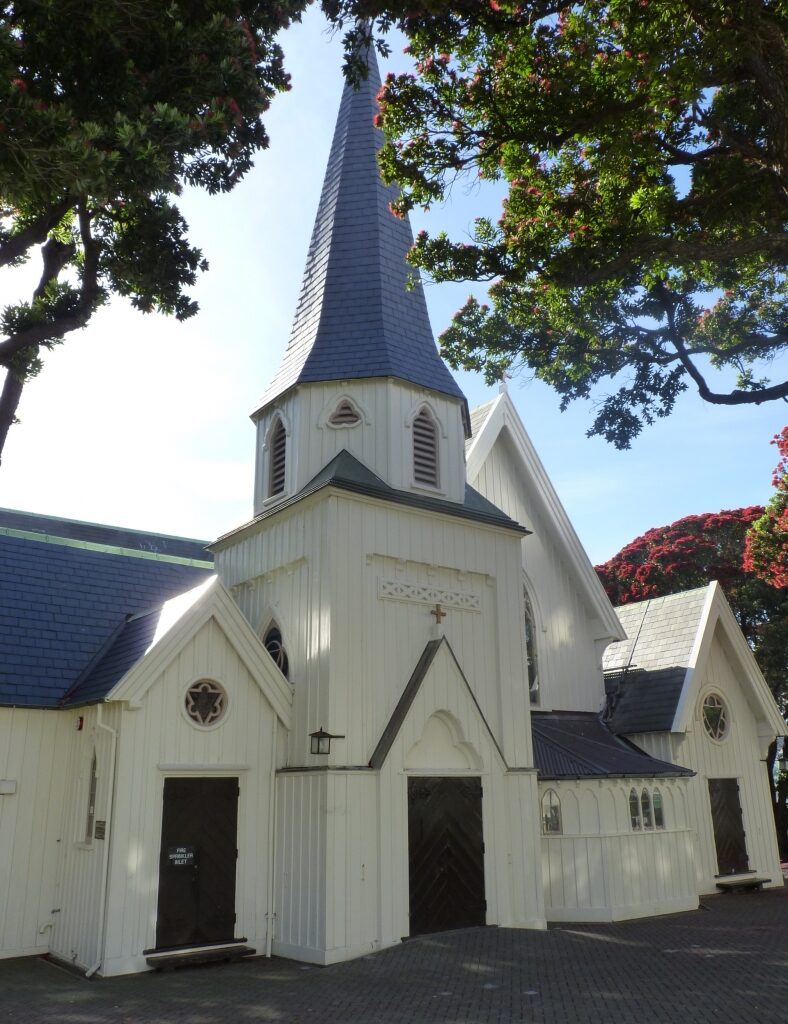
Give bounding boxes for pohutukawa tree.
[596,504,788,854]
[0,0,307,461]
[328,1,788,447]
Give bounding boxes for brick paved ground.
[1,887,785,1024]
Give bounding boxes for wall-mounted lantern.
[309,727,344,755]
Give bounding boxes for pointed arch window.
[85,751,97,843]
[412,407,439,487]
[641,788,653,829]
[268,417,287,497]
[629,788,641,830]
[653,788,665,829]
[523,587,540,706]
[328,399,361,427]
[541,789,562,834]
[264,624,289,680]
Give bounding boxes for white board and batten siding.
[326,492,535,770]
[376,642,544,942]
[0,708,72,959]
[539,778,697,922]
[216,487,536,772]
[253,380,468,513]
[272,642,545,965]
[86,615,284,977]
[48,703,122,971]
[471,431,609,714]
[633,626,782,894]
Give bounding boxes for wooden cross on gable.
[431,603,446,625]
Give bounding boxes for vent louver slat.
[269,419,286,496]
[413,410,438,486]
[329,400,361,426]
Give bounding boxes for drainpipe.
[265,713,278,958]
[85,703,117,978]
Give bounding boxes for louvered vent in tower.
[329,400,361,427]
[413,408,439,487]
[269,418,287,496]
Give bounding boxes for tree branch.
[658,281,788,406]
[0,203,101,364]
[0,199,72,268]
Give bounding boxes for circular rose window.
[185,679,227,727]
[701,693,728,740]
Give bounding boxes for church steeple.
[255,46,467,420]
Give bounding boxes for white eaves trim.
[671,581,785,737]
[106,576,292,728]
[466,391,625,643]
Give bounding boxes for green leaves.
[333,0,788,446]
[0,0,312,456]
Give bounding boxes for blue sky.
[1,8,785,565]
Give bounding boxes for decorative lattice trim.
[378,577,481,611]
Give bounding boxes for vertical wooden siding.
[471,433,607,713]
[0,708,70,958]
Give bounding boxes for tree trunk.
[0,365,28,466]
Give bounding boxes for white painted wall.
[90,616,283,977]
[470,430,608,713]
[271,641,545,965]
[0,708,71,959]
[217,489,534,772]
[49,703,121,971]
[663,625,780,894]
[539,779,697,921]
[252,379,467,513]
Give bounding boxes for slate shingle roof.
[532,712,692,779]
[602,587,710,734]
[256,47,467,420]
[0,509,213,708]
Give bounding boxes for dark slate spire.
[256,47,468,418]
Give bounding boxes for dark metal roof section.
[532,712,693,779]
[213,449,529,549]
[0,510,212,708]
[255,46,468,423]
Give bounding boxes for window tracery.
[541,789,562,834]
[523,587,540,705]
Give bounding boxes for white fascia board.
[467,391,625,642]
[107,578,292,728]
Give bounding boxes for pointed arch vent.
[329,400,361,427]
[269,418,287,496]
[412,408,439,486]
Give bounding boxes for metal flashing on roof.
[213,449,528,550]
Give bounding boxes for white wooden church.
[0,52,784,977]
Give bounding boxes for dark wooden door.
[155,777,239,950]
[708,778,749,875]
[407,776,485,936]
